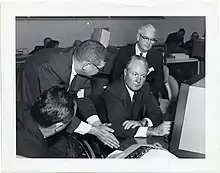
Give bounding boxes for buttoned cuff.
[86,115,100,125]
[134,127,148,137]
[74,121,92,135]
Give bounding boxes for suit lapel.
[69,74,88,93]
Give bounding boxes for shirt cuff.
[74,121,92,135]
[134,127,148,137]
[144,118,153,127]
[86,115,100,125]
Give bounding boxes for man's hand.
[122,120,144,130]
[147,121,172,136]
[92,121,115,133]
[88,125,120,149]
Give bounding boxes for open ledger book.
[107,144,178,159]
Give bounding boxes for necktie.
[140,53,143,57]
[132,92,138,104]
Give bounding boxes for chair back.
[166,75,179,100]
[163,65,169,83]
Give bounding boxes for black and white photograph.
[1,1,220,172]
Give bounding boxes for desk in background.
[166,57,199,86]
[167,57,199,75]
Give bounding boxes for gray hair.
[74,39,107,66]
[137,24,156,35]
[125,55,148,71]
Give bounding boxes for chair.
[159,65,179,114]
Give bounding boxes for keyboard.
[125,146,159,158]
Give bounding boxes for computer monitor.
[191,39,205,60]
[169,75,205,158]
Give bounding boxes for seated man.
[97,55,171,141]
[16,86,119,158]
[184,32,199,56]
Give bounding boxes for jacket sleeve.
[76,97,98,121]
[142,83,163,127]
[38,64,63,93]
[102,91,139,139]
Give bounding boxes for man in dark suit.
[165,28,186,54]
[29,37,52,54]
[17,40,120,149]
[97,55,171,140]
[112,24,164,100]
[17,86,119,157]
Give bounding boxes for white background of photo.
[1,0,220,172]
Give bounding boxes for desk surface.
[167,57,198,64]
[119,136,169,151]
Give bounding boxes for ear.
[81,62,90,71]
[137,33,140,41]
[124,68,127,78]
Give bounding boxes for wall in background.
[16,16,205,52]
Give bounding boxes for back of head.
[31,86,77,128]
[46,40,59,48]
[74,39,107,66]
[44,37,52,47]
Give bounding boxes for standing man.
[17,39,119,149]
[112,24,164,100]
[97,55,171,140]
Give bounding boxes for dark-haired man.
[165,28,186,50]
[16,86,119,158]
[17,39,119,149]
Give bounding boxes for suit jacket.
[29,45,45,54]
[165,32,184,47]
[96,80,163,140]
[111,44,164,96]
[17,46,96,126]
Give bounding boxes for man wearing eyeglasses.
[112,24,164,101]
[17,39,120,150]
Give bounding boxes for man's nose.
[135,76,141,83]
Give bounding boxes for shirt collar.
[125,83,134,101]
[135,43,147,57]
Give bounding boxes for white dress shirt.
[125,84,153,137]
[135,44,148,57]
[68,58,101,135]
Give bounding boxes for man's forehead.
[141,27,155,34]
[127,61,147,74]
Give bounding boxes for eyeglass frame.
[89,62,104,72]
[139,34,157,44]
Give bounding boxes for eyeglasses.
[90,62,104,72]
[139,34,157,44]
